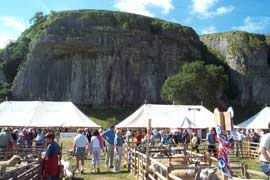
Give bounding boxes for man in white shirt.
[258,123,270,176]
[73,128,89,174]
[234,129,246,157]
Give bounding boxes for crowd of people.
[72,125,124,174]
[0,127,60,156]
[40,125,270,178]
[1,125,269,178]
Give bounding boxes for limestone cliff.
[12,10,204,106]
[200,31,270,105]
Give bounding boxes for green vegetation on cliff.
[161,61,228,109]
[0,12,48,99]
[201,31,267,57]
[266,35,270,45]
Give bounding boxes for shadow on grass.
[83,170,129,175]
[72,177,84,180]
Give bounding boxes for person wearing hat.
[73,128,89,174]
[42,132,60,180]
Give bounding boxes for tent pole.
[146,118,151,179]
[144,99,147,104]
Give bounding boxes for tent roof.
[0,101,100,128]
[116,104,215,128]
[237,107,270,129]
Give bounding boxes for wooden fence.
[125,144,216,180]
[0,144,64,180]
[125,139,260,159]
[123,141,266,180]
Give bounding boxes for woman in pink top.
[97,129,104,152]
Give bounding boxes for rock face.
[12,11,204,106]
[0,70,6,83]
[200,32,270,105]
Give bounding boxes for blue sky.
[0,0,270,48]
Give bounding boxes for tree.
[30,12,47,25]
[161,61,228,108]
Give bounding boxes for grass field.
[60,139,135,180]
[81,107,136,128]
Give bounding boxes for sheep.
[0,155,21,175]
[154,153,188,166]
[60,159,74,179]
[199,167,221,180]
[170,161,200,179]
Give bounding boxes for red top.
[135,133,142,143]
[97,135,104,150]
[43,155,59,177]
[42,142,60,177]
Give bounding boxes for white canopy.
[116,104,215,128]
[236,107,270,129]
[0,101,100,128]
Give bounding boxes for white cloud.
[114,0,174,17]
[171,18,179,24]
[213,6,234,16]
[0,32,17,49]
[232,16,270,33]
[191,0,233,18]
[0,16,27,32]
[37,0,51,13]
[201,26,217,34]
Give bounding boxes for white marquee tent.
[0,101,100,128]
[236,107,270,129]
[116,104,215,128]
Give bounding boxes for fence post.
[137,153,140,179]
[247,140,250,158]
[240,162,245,177]
[244,163,249,178]
[166,165,171,180]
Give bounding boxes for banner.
[60,132,77,139]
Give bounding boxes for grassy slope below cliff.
[79,106,137,128]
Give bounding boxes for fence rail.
[123,140,265,180]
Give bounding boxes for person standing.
[206,128,217,157]
[125,129,132,143]
[90,130,101,173]
[35,129,45,148]
[0,128,16,159]
[135,130,142,147]
[258,122,270,176]
[114,130,124,173]
[102,125,115,169]
[234,129,246,158]
[73,128,89,174]
[42,132,60,180]
[182,129,190,150]
[84,128,92,144]
[97,129,104,153]
[191,132,200,153]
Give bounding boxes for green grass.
[81,107,136,128]
[60,138,135,180]
[242,159,260,171]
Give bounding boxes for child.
[90,130,101,173]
